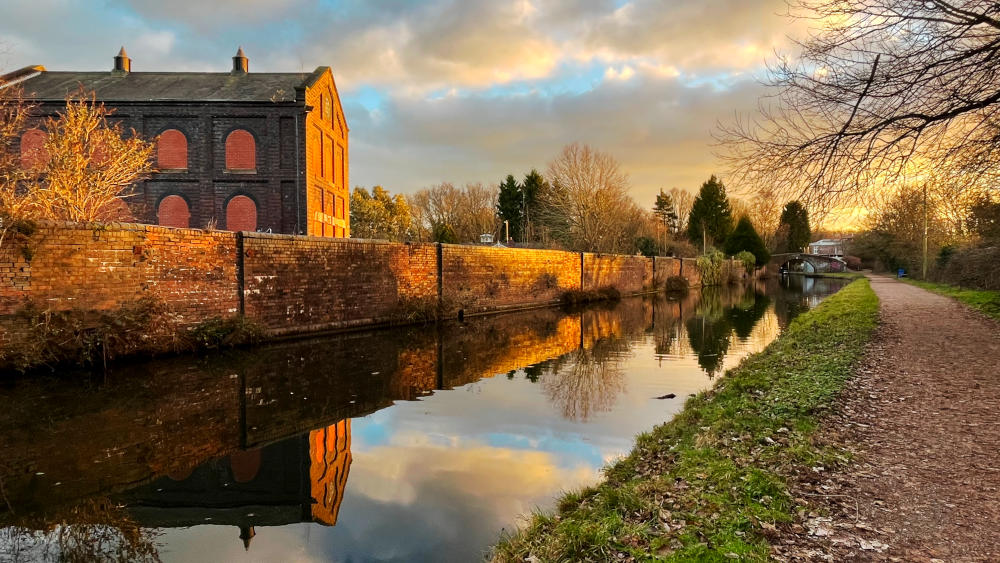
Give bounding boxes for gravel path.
[773,276,1000,562]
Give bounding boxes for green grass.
[903,279,1000,322]
[490,279,879,562]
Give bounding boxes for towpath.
[774,275,1000,562]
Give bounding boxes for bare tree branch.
[719,0,1000,210]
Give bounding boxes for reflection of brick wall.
[0,221,238,320]
[0,359,241,515]
[441,311,582,388]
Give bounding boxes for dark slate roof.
[2,67,328,103]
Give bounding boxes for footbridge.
[769,253,847,274]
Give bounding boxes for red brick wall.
[241,234,438,334]
[0,221,238,322]
[583,253,653,293]
[680,258,702,287]
[225,195,257,232]
[1,223,708,352]
[157,194,190,228]
[653,256,681,286]
[441,245,581,314]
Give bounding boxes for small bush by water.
[491,278,879,561]
[664,275,689,294]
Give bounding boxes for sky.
[0,0,810,206]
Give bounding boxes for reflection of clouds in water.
[349,444,597,509]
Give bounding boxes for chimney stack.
[113,46,130,74]
[232,47,248,74]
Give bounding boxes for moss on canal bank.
[903,279,1000,322]
[490,278,879,562]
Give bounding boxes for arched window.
[157,195,190,228]
[226,195,257,232]
[158,129,188,170]
[225,129,256,171]
[20,129,48,170]
[229,449,262,483]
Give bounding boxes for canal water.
[0,276,848,562]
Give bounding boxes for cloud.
[0,0,804,205]
[347,68,768,204]
[120,0,309,28]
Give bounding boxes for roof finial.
[114,46,131,74]
[239,525,255,550]
[232,46,248,74]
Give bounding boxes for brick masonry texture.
[583,253,652,293]
[241,233,439,334]
[0,223,706,355]
[441,245,582,314]
[0,221,238,322]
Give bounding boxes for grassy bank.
[491,278,879,562]
[903,279,1000,322]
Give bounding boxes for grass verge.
[903,279,1000,322]
[491,278,879,562]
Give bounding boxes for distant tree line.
[350,142,826,273]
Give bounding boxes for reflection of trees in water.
[685,313,732,377]
[505,360,551,383]
[684,285,772,377]
[727,291,771,339]
[541,338,629,422]
[0,498,161,562]
[652,293,696,358]
[768,278,813,329]
[768,276,850,329]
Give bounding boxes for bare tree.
[1,91,154,247]
[408,182,498,243]
[668,187,694,233]
[26,93,154,222]
[740,188,783,249]
[540,143,639,253]
[0,85,33,222]
[721,0,1000,210]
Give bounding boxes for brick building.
[0,48,350,236]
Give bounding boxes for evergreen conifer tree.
[686,175,734,251]
[778,201,811,252]
[496,174,522,242]
[521,169,546,242]
[725,216,770,265]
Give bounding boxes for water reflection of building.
[309,420,352,526]
[120,420,352,550]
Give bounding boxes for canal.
[0,276,849,562]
